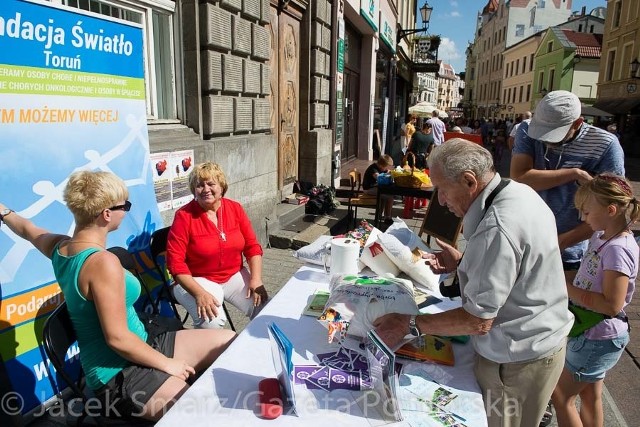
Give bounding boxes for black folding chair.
[107,246,156,314]
[42,302,152,426]
[149,227,236,331]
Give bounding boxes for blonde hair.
[63,171,128,226]
[189,162,228,196]
[575,174,640,224]
[377,154,393,168]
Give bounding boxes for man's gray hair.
[428,138,495,183]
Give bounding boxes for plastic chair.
[149,227,235,331]
[346,169,377,229]
[42,302,153,426]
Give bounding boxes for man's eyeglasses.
[107,200,132,212]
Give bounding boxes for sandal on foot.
[539,402,553,427]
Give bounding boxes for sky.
[419,0,608,74]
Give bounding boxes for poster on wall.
[151,152,173,212]
[0,0,163,418]
[170,149,194,209]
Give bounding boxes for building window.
[530,54,534,71]
[578,24,583,32]
[590,25,594,33]
[547,41,553,53]
[63,0,177,120]
[606,50,616,81]
[519,86,523,102]
[539,0,545,8]
[526,84,531,101]
[529,7,536,27]
[539,71,545,92]
[516,59,520,74]
[522,56,527,72]
[549,69,555,90]
[516,24,525,37]
[613,1,622,28]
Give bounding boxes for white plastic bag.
[318,274,419,342]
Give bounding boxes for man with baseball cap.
[511,90,624,271]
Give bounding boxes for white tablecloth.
[156,265,486,426]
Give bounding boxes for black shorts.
[94,329,176,418]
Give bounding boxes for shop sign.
[360,0,379,32]
[379,11,395,53]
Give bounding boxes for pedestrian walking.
[427,110,446,146]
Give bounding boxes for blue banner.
[0,0,144,78]
[0,0,163,418]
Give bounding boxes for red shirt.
[166,198,263,283]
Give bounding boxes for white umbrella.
[408,102,438,117]
[438,111,448,119]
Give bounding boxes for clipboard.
[418,189,463,247]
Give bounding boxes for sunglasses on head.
[107,200,132,212]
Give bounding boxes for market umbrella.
[408,102,438,117]
[438,111,448,119]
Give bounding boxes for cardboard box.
[285,194,309,205]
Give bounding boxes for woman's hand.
[247,278,268,307]
[163,358,196,381]
[422,238,462,274]
[195,291,220,322]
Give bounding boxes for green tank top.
[51,242,148,390]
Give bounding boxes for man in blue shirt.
[511,90,625,270]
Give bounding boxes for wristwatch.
[0,208,13,222]
[409,315,422,337]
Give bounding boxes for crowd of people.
[0,91,636,426]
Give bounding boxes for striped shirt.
[513,122,625,264]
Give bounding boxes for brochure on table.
[364,330,403,423]
[267,323,297,413]
[398,364,487,427]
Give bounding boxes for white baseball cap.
[528,90,581,143]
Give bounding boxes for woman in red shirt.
[167,162,268,328]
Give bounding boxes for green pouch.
[568,303,607,338]
[436,334,471,344]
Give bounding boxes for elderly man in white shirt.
[375,139,572,427]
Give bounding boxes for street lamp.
[397,1,433,43]
[627,59,639,94]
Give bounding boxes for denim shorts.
[565,332,629,383]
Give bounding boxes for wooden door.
[343,69,359,159]
[269,8,300,189]
[342,23,361,160]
